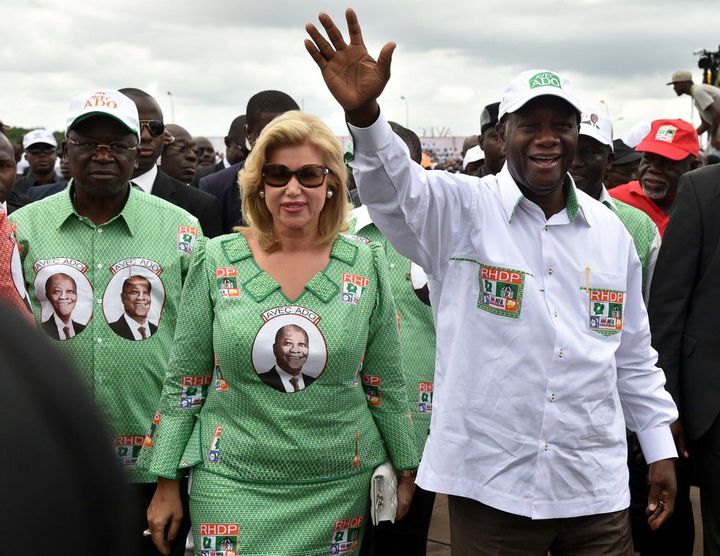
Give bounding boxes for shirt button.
[547,267,554,275]
[96,228,103,234]
[97,298,102,304]
[553,309,558,317]
[96,337,103,344]
[544,442,549,451]
[544,225,548,231]
[558,348,565,358]
[550,393,556,402]
[389,263,396,269]
[97,263,103,269]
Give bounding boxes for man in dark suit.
[41,272,86,340]
[109,275,158,341]
[258,324,316,393]
[193,116,248,187]
[199,91,299,234]
[649,163,720,556]
[193,136,219,172]
[119,88,222,238]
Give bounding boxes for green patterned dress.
[348,207,437,455]
[138,232,420,555]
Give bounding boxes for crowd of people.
[2,8,720,556]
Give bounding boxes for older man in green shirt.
[10,89,200,556]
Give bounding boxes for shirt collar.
[223,158,231,169]
[132,165,158,193]
[496,166,589,226]
[52,179,139,236]
[350,205,373,232]
[598,185,617,212]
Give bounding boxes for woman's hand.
[395,474,416,521]
[146,477,183,555]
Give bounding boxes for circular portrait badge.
[33,260,94,341]
[102,259,166,341]
[251,308,328,394]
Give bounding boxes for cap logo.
[83,91,118,110]
[529,72,561,89]
[655,125,677,143]
[590,114,598,124]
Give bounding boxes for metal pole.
[167,91,175,123]
[400,96,410,128]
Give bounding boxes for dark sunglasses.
[262,164,330,188]
[139,120,165,136]
[26,146,57,156]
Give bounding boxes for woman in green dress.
[138,111,420,556]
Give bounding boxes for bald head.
[224,115,248,165]
[161,123,197,183]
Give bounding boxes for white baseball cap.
[462,145,484,170]
[65,89,140,140]
[499,69,582,120]
[23,129,57,150]
[625,120,652,149]
[579,106,614,151]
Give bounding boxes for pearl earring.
[326,190,334,199]
[258,190,265,198]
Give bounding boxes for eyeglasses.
[66,137,139,156]
[262,164,329,188]
[139,120,165,136]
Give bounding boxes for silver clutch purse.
[370,461,398,525]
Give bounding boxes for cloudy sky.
[1,0,715,143]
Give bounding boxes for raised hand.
[305,8,395,126]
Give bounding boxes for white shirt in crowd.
[349,112,678,520]
[132,164,157,194]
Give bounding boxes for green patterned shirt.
[600,186,660,300]
[11,183,201,483]
[348,207,437,453]
[138,233,420,483]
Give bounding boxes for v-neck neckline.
[234,233,357,304]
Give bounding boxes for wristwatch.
[397,468,418,478]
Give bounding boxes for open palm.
[305,9,395,113]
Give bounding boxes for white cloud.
[0,0,716,142]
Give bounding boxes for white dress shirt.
[52,313,76,339]
[132,165,158,194]
[349,113,677,520]
[273,365,307,393]
[122,313,151,340]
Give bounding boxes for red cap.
[635,119,699,161]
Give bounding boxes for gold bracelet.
[397,468,418,478]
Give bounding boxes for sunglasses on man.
[139,120,165,137]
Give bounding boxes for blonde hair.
[238,111,349,251]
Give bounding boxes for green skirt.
[190,467,372,555]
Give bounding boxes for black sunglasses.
[139,120,165,137]
[26,146,57,156]
[262,164,330,188]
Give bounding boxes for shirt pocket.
[476,263,529,322]
[579,270,627,338]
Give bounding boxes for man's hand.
[671,420,689,459]
[305,9,395,127]
[646,458,677,531]
[395,475,416,521]
[147,477,183,556]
